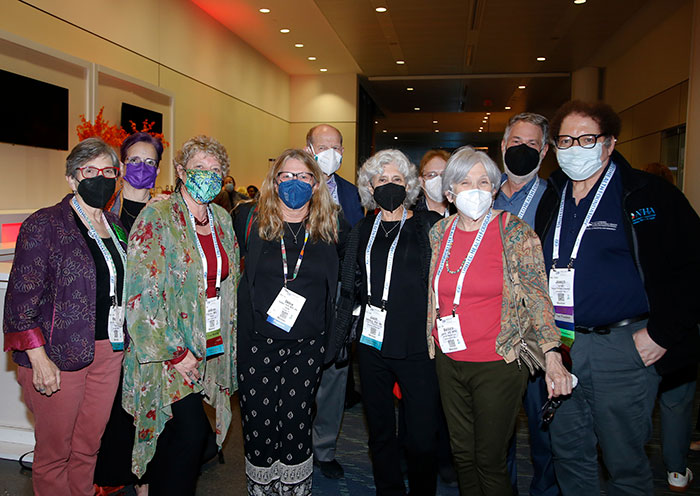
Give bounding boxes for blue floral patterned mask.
[184,169,222,204]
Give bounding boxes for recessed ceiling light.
[482,120,487,123]
[479,130,483,132]
[280,28,290,33]
[376,7,387,12]
[320,68,327,72]
[382,129,387,133]
[374,120,378,124]
[294,43,304,48]
[396,60,405,65]
[484,115,489,119]
[505,106,511,110]
[259,8,270,13]
[433,120,438,124]
[486,112,491,115]
[414,107,420,111]
[518,85,526,89]
[406,87,414,91]
[574,0,586,4]
[435,130,439,133]
[394,136,398,140]
[537,56,546,61]
[307,56,317,61]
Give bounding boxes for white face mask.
[423,175,444,202]
[314,148,342,176]
[556,142,605,181]
[454,188,492,220]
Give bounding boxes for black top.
[73,210,125,341]
[252,222,328,340]
[120,197,147,234]
[357,215,431,359]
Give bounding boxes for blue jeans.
[549,320,660,496]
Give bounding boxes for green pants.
[436,350,528,496]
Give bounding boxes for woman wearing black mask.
[335,149,442,495]
[4,138,127,495]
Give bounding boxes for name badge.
[205,297,224,358]
[108,305,125,351]
[267,287,306,332]
[359,304,386,350]
[436,314,467,353]
[549,268,574,307]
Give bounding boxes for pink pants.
[18,340,123,496]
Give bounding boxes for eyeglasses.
[126,156,158,168]
[277,171,315,184]
[78,166,120,179]
[554,134,604,150]
[540,398,563,425]
[422,171,443,180]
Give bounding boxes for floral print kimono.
[122,191,239,477]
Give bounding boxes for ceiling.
[192,0,677,139]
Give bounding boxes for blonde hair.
[257,149,339,243]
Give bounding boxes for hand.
[26,347,61,396]
[632,327,666,366]
[544,351,573,399]
[146,193,170,206]
[172,349,201,385]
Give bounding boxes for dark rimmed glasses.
[77,166,120,179]
[554,134,604,150]
[126,156,158,168]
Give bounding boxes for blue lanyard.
[552,163,616,269]
[71,197,126,306]
[365,208,408,310]
[185,205,222,297]
[433,209,492,317]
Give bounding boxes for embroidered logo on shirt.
[630,207,656,225]
[586,220,618,231]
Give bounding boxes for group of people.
[3,99,699,496]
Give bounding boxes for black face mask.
[77,176,117,209]
[504,143,541,177]
[373,183,406,212]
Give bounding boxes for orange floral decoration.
[76,107,169,149]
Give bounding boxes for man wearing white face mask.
[535,101,700,495]
[305,124,364,479]
[495,113,559,496]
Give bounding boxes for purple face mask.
[123,161,158,189]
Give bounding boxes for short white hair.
[442,146,501,195]
[357,149,420,210]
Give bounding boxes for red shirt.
[197,230,229,298]
[432,219,503,362]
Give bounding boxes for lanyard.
[186,205,222,297]
[71,197,127,306]
[552,163,616,269]
[365,208,408,310]
[517,179,540,219]
[433,209,492,317]
[281,227,309,286]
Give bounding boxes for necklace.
[286,222,305,244]
[380,221,400,238]
[445,254,467,274]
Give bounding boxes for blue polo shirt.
[542,163,648,328]
[494,174,546,228]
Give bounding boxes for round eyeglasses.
[126,156,158,168]
[78,166,120,179]
[554,134,604,150]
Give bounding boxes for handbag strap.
[498,211,525,340]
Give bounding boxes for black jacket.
[535,151,700,375]
[232,202,349,365]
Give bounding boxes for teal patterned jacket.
[122,191,239,477]
[426,211,560,362]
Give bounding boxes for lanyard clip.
[215,287,221,298]
[110,295,117,307]
[567,258,575,270]
[551,258,558,271]
[381,300,387,311]
[452,305,457,318]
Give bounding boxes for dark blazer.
[233,203,348,364]
[535,150,700,375]
[334,173,364,227]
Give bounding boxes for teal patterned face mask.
[184,169,222,204]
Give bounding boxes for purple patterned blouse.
[3,195,127,371]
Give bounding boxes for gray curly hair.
[357,149,420,210]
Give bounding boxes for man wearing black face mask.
[494,112,559,496]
